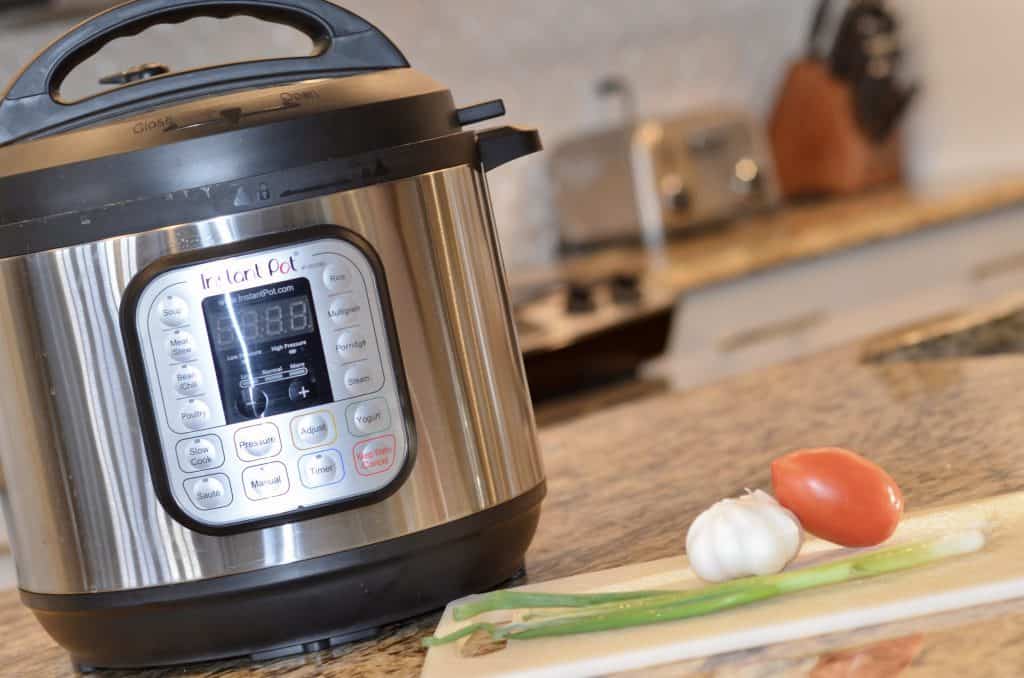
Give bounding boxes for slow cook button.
[166,330,196,362]
[328,294,364,327]
[353,435,397,476]
[179,399,211,431]
[157,295,189,327]
[347,398,390,436]
[343,363,377,395]
[234,422,282,460]
[291,411,335,449]
[174,364,203,396]
[298,449,345,488]
[184,473,232,510]
[242,461,290,501]
[323,261,356,292]
[176,436,224,473]
[335,329,368,362]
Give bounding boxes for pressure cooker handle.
[0,0,408,145]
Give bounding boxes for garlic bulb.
[686,490,803,583]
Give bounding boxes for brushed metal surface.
[0,164,544,594]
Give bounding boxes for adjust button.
[184,473,232,510]
[347,398,390,436]
[176,436,224,473]
[173,364,203,396]
[179,399,211,431]
[157,295,189,327]
[298,450,345,488]
[234,422,282,461]
[291,411,336,450]
[166,330,196,362]
[242,461,290,500]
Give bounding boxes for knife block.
[768,60,903,199]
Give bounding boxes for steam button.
[343,363,376,395]
[157,295,189,327]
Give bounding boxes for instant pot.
[0,0,545,669]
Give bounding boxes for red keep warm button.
[352,435,396,476]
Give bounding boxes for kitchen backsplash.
[0,0,813,267]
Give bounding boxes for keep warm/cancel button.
[353,435,396,476]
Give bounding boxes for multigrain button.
[328,295,363,326]
[176,436,224,473]
[234,422,282,460]
[184,474,232,510]
[179,399,211,431]
[242,461,290,500]
[173,364,203,396]
[323,262,356,292]
[291,412,335,449]
[335,329,368,361]
[298,450,345,488]
[353,435,397,476]
[343,363,375,395]
[157,295,189,327]
[166,330,196,362]
[347,398,390,436]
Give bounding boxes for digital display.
[202,279,332,423]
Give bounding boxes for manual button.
[234,422,282,460]
[242,461,290,500]
[184,473,232,510]
[176,436,224,473]
[291,411,336,449]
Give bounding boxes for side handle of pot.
[477,126,543,171]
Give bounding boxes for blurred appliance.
[550,108,780,251]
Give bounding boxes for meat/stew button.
[353,435,396,476]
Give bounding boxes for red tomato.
[770,447,904,547]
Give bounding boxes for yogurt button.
[179,399,211,431]
[348,398,390,435]
[157,295,189,327]
[335,329,368,361]
[234,422,282,460]
[184,474,232,510]
[291,412,334,449]
[167,330,196,362]
[176,436,224,473]
[343,363,376,395]
[298,450,345,488]
[328,295,363,327]
[323,262,356,292]
[242,462,290,501]
[174,364,203,396]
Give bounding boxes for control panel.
[128,230,412,530]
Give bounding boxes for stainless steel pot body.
[0,163,544,595]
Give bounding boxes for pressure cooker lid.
[0,0,535,257]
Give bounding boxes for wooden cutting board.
[422,492,1024,678]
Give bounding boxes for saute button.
[335,329,368,361]
[353,435,397,476]
[291,412,335,449]
[347,398,390,436]
[298,450,345,488]
[184,474,232,510]
[343,363,376,395]
[323,262,356,292]
[166,330,196,362]
[242,461,290,500]
[157,295,189,327]
[174,364,203,396]
[328,295,363,327]
[234,422,282,460]
[179,399,211,431]
[176,436,224,473]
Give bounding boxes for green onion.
[423,530,984,647]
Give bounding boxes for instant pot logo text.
[200,256,297,290]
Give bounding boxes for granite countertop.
[6,338,1024,675]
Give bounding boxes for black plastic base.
[23,483,544,670]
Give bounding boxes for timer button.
[166,330,196,362]
[184,474,232,510]
[173,364,203,396]
[291,411,336,449]
[328,295,364,327]
[242,461,290,500]
[323,261,356,292]
[176,436,224,473]
[335,329,368,362]
[179,399,211,431]
[343,363,376,395]
[298,450,344,488]
[235,422,282,461]
[347,398,390,436]
[157,295,189,327]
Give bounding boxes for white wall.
[0,1,814,267]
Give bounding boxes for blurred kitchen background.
[3,0,1024,582]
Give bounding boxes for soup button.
[353,435,397,476]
